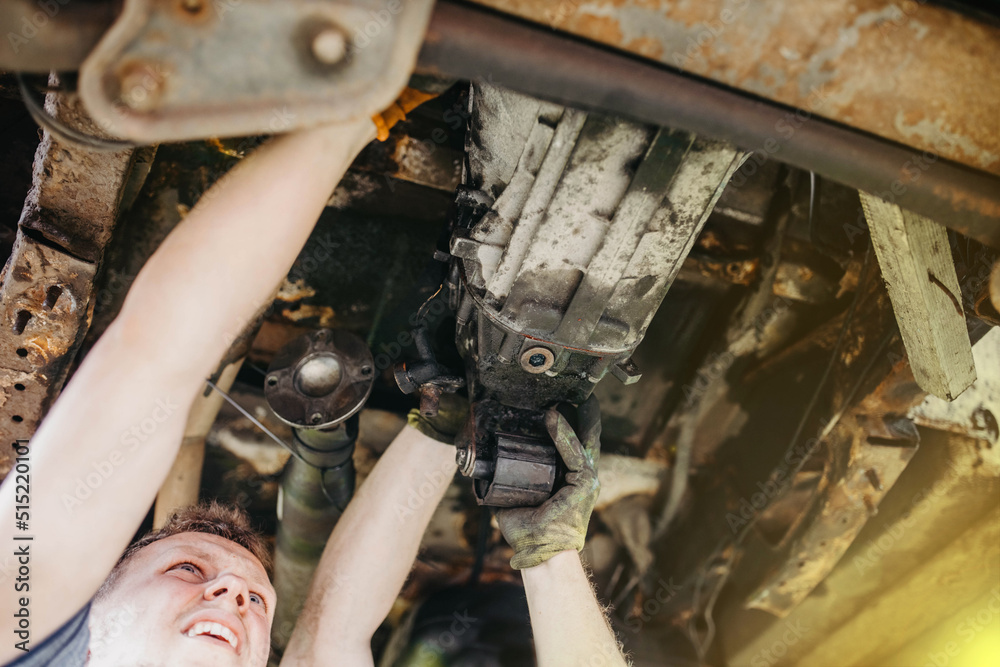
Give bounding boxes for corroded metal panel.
[0,91,134,476]
[478,0,1000,176]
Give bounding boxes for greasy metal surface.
[477,433,558,507]
[635,255,924,658]
[19,94,135,263]
[0,92,133,476]
[992,259,1000,314]
[453,81,743,410]
[458,399,558,507]
[745,364,923,616]
[419,2,1000,249]
[79,0,436,142]
[477,0,1000,176]
[740,267,927,616]
[265,329,374,430]
[272,419,357,654]
[0,0,117,72]
[353,134,463,192]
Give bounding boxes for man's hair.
[95,501,271,601]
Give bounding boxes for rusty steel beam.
[476,0,1000,177]
[418,2,1000,249]
[0,90,135,476]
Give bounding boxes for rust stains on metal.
[0,235,100,475]
[680,254,760,286]
[931,181,1000,218]
[0,90,134,476]
[746,361,924,617]
[18,93,135,262]
[476,0,1000,176]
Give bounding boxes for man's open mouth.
[185,621,239,651]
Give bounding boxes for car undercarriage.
[1,1,999,666]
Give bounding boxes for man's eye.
[173,563,200,575]
[249,593,264,607]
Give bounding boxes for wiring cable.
[16,73,138,152]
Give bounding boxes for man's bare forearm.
[0,119,376,663]
[521,550,630,667]
[281,426,457,665]
[116,118,377,389]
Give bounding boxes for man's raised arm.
[497,397,630,667]
[0,116,377,663]
[279,399,466,667]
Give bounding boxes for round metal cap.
[264,329,374,429]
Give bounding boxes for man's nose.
[205,573,250,612]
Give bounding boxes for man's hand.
[497,395,601,570]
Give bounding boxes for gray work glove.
[496,395,602,570]
[407,392,469,444]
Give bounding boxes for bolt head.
[312,28,347,65]
[520,346,554,374]
[117,62,165,112]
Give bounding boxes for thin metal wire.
[207,375,355,510]
[415,282,445,323]
[16,73,138,152]
[204,378,297,456]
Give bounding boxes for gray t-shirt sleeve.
[5,603,90,667]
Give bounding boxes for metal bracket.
[79,0,435,142]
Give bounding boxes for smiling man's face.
[89,532,276,667]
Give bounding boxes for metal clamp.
[79,0,436,142]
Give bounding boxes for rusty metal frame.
[472,0,1000,178]
[0,89,135,476]
[417,1,1000,249]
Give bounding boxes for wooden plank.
[860,192,976,400]
[797,507,1000,667]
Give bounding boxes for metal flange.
[264,328,374,430]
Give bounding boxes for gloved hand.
[372,88,439,141]
[496,395,602,570]
[407,391,469,444]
